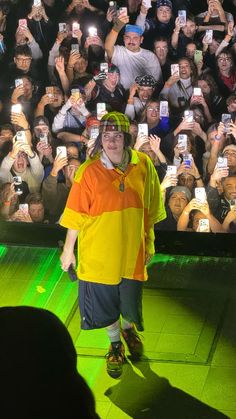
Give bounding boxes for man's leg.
[105,320,125,379]
[120,279,144,360]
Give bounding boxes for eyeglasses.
[147,107,159,111]
[218,57,232,62]
[16,57,32,64]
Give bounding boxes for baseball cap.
[125,24,143,36]
[99,112,130,134]
[156,0,172,9]
[169,186,191,202]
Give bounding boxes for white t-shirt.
[112,45,162,90]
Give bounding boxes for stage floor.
[0,245,235,419]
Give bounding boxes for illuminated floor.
[0,245,235,419]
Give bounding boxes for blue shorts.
[78,278,144,331]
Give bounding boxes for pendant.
[119,181,125,192]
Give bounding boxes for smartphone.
[71,43,79,52]
[15,78,23,88]
[221,113,231,133]
[88,26,97,37]
[39,133,48,145]
[193,87,202,96]
[33,0,41,6]
[46,86,54,98]
[18,19,27,28]
[19,203,28,213]
[97,103,107,120]
[90,127,99,141]
[56,146,67,158]
[195,187,207,203]
[198,219,210,232]
[11,104,22,113]
[167,165,177,175]
[13,176,23,195]
[71,88,81,101]
[72,22,80,37]
[183,153,192,168]
[184,110,194,122]
[16,131,27,143]
[109,1,117,12]
[59,22,67,33]
[160,101,169,118]
[230,199,236,210]
[138,123,149,136]
[178,10,186,27]
[178,134,187,150]
[171,64,179,77]
[143,0,152,8]
[205,29,213,44]
[194,50,203,65]
[100,62,109,73]
[217,156,228,168]
[118,7,127,16]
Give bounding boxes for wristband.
[195,176,201,180]
[127,99,134,104]
[164,82,171,88]
[3,201,11,206]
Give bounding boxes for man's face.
[29,203,44,223]
[179,59,191,79]
[154,40,168,61]
[168,192,188,217]
[124,32,143,52]
[14,54,32,72]
[186,43,196,59]
[178,173,195,191]
[223,177,236,200]
[182,20,196,38]
[223,150,236,169]
[13,152,28,173]
[101,130,124,161]
[156,6,172,24]
[138,86,154,102]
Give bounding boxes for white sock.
[121,318,133,331]
[106,320,121,344]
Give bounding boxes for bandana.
[99,112,130,134]
[125,24,143,35]
[135,75,156,87]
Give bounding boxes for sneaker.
[122,326,143,360]
[106,342,125,379]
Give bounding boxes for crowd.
[0,0,236,233]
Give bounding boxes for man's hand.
[60,248,76,271]
[113,11,129,33]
